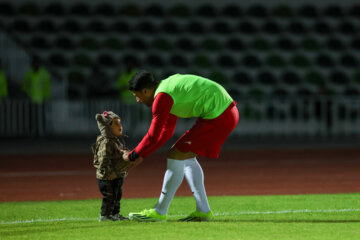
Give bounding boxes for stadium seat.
[209,71,228,84]
[36,19,57,33]
[170,54,188,67]
[277,38,297,51]
[128,38,148,50]
[104,38,123,50]
[136,21,157,34]
[168,4,191,18]
[247,5,268,18]
[146,54,165,67]
[193,55,212,68]
[122,55,141,67]
[217,55,237,68]
[55,37,74,50]
[242,55,262,68]
[31,36,50,50]
[301,38,321,51]
[87,21,108,33]
[324,5,343,18]
[44,3,65,16]
[201,38,221,51]
[80,37,100,50]
[288,21,308,34]
[232,71,253,85]
[281,71,301,85]
[351,38,360,50]
[94,3,115,16]
[12,20,31,33]
[226,38,246,51]
[296,87,313,96]
[257,71,277,85]
[316,54,335,68]
[272,5,293,18]
[272,87,289,97]
[176,38,195,51]
[326,38,346,51]
[305,71,325,86]
[338,21,356,35]
[212,21,232,34]
[19,2,40,16]
[62,20,82,33]
[330,71,350,85]
[111,21,130,33]
[73,54,92,68]
[70,3,90,16]
[162,21,181,34]
[298,5,318,18]
[49,54,69,67]
[152,38,172,51]
[222,4,242,18]
[252,38,271,51]
[144,4,165,17]
[186,21,205,34]
[237,21,258,34]
[97,54,116,67]
[340,54,358,68]
[196,4,217,18]
[0,2,14,16]
[263,21,283,34]
[343,88,359,96]
[68,70,84,84]
[267,54,286,68]
[120,4,141,17]
[291,54,310,68]
[313,21,333,35]
[349,4,360,18]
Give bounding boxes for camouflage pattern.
[92,135,132,180]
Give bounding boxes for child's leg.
[111,178,124,215]
[97,179,114,216]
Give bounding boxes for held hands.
[120,149,144,171]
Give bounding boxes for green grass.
[1,194,360,240]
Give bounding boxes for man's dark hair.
[129,70,157,91]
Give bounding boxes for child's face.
[110,118,123,136]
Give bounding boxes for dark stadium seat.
[272,87,289,97]
[340,54,358,68]
[263,21,283,34]
[343,88,359,96]
[120,4,141,17]
[94,3,115,16]
[104,38,123,50]
[80,37,100,50]
[232,71,253,85]
[87,21,107,33]
[313,21,333,35]
[351,38,360,50]
[349,4,360,18]
[247,5,268,18]
[170,54,188,67]
[316,54,335,68]
[36,19,57,33]
[291,54,310,68]
[19,2,40,16]
[31,36,50,50]
[277,38,297,51]
[226,38,246,51]
[212,21,232,34]
[288,21,308,34]
[162,21,181,34]
[326,38,346,51]
[136,21,157,33]
[111,21,130,33]
[252,38,271,51]
[62,20,82,33]
[209,71,228,84]
[186,21,205,34]
[55,37,74,50]
[338,21,356,35]
[272,5,293,18]
[298,5,318,18]
[324,5,343,18]
[97,54,116,67]
[176,38,195,51]
[144,4,165,17]
[242,55,262,68]
[330,71,350,85]
[301,38,321,51]
[196,4,217,18]
[201,38,221,51]
[128,38,148,50]
[217,55,237,68]
[237,21,258,34]
[70,3,90,16]
[44,3,65,16]
[305,71,325,86]
[257,71,277,85]
[266,54,286,68]
[122,55,141,67]
[0,2,15,16]
[146,54,165,67]
[152,38,172,51]
[193,55,212,68]
[49,54,69,67]
[222,5,242,18]
[281,71,301,85]
[168,4,191,18]
[73,54,92,67]
[12,20,31,33]
[296,88,313,96]
[68,70,84,84]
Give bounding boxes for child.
[92,110,132,221]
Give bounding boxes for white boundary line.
[1,208,359,225]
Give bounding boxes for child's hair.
[129,70,157,91]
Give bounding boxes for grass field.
[1,193,360,240]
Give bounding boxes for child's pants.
[97,178,124,216]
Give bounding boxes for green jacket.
[0,70,8,101]
[22,67,51,103]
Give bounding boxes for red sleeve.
[134,92,177,158]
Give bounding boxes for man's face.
[132,89,154,107]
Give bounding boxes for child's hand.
[120,150,130,161]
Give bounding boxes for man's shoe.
[112,214,129,221]
[129,209,167,222]
[98,215,113,222]
[178,210,214,222]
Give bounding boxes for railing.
[0,97,360,139]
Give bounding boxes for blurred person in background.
[116,62,137,104]
[0,59,8,103]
